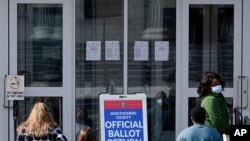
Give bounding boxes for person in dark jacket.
[147,91,169,141]
[16,102,68,141]
[197,71,230,134]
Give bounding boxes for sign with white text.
[230,125,250,141]
[100,93,148,141]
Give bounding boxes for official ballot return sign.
[5,75,24,100]
[99,93,148,141]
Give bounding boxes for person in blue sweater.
[177,106,222,141]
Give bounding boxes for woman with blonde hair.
[16,102,68,141]
[77,127,96,141]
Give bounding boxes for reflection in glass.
[17,4,63,87]
[189,5,234,87]
[75,0,124,140]
[128,0,176,141]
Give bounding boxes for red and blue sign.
[104,100,144,141]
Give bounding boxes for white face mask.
[211,85,222,94]
[157,99,162,105]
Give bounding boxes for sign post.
[99,93,148,141]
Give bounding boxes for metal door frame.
[9,0,73,140]
[177,0,242,136]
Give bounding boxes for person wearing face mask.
[197,71,230,135]
[147,91,169,141]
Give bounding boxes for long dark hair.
[197,71,225,98]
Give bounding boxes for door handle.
[237,76,248,109]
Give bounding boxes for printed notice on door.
[134,41,149,61]
[5,75,24,100]
[155,41,169,61]
[105,41,120,60]
[86,41,101,61]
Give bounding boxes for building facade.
[0,0,250,141]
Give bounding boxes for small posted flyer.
[155,41,169,61]
[86,41,101,61]
[105,41,120,61]
[134,41,149,61]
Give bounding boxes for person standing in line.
[16,102,68,141]
[177,106,222,141]
[77,127,96,141]
[197,71,230,135]
[147,91,169,141]
[75,106,93,137]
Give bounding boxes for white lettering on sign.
[110,112,137,116]
[116,116,131,120]
[107,139,142,141]
[105,121,143,129]
[234,129,247,136]
[108,130,141,137]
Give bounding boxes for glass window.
[17,4,63,87]
[75,0,124,140]
[128,0,176,141]
[189,5,234,87]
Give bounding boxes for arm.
[16,128,26,141]
[176,130,186,141]
[16,134,24,141]
[202,97,229,133]
[53,127,68,141]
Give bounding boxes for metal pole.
[8,0,10,140]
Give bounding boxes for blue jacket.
[177,124,222,141]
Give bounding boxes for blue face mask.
[211,85,222,94]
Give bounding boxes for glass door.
[75,0,124,140]
[9,0,72,140]
[179,0,242,134]
[128,0,176,141]
[75,0,176,141]
[242,0,250,124]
